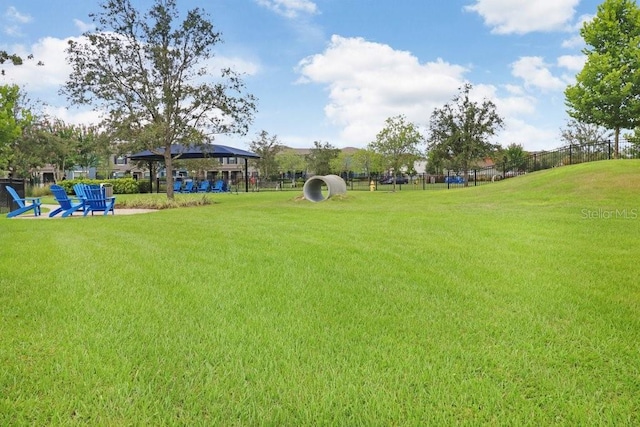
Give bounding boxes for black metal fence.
[467,139,638,186]
[0,179,26,214]
[248,139,639,192]
[9,139,635,197]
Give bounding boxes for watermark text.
[581,208,638,220]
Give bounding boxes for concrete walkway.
[11,204,159,219]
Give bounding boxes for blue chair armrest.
[15,196,41,204]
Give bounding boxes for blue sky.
[1,0,602,151]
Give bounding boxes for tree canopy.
[306,141,340,176]
[427,84,503,184]
[276,149,306,185]
[249,130,282,180]
[351,148,384,179]
[62,0,256,198]
[329,151,353,177]
[560,119,612,147]
[565,0,640,158]
[368,115,423,189]
[0,84,34,173]
[502,143,528,173]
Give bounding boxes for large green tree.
[560,119,613,162]
[39,119,82,180]
[368,114,423,189]
[14,119,61,179]
[276,149,306,187]
[501,143,529,173]
[427,84,503,185]
[351,148,384,179]
[0,85,22,167]
[249,130,282,180]
[63,0,256,198]
[329,151,353,177]
[0,84,34,173]
[16,119,109,180]
[560,119,612,147]
[69,125,111,177]
[306,141,340,176]
[565,0,640,158]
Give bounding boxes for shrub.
[119,195,214,209]
[111,178,139,194]
[29,185,53,198]
[60,178,142,195]
[138,181,151,193]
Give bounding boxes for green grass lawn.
[1,160,639,425]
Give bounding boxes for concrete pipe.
[303,174,347,202]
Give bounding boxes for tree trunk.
[165,150,174,200]
[614,127,620,159]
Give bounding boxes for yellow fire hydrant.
[369,180,376,191]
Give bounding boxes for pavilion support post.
[244,158,249,193]
[148,161,153,193]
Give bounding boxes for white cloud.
[500,118,559,151]
[3,35,261,128]
[42,105,105,127]
[557,54,584,71]
[495,94,537,116]
[5,6,32,24]
[297,35,468,145]
[209,56,260,77]
[4,37,72,93]
[465,0,580,34]
[504,84,525,96]
[561,14,593,48]
[255,0,318,19]
[471,82,537,120]
[294,35,568,150]
[571,13,594,31]
[511,56,566,92]
[73,19,95,33]
[561,35,583,49]
[4,25,20,37]
[3,6,32,37]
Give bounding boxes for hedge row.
[57,178,146,195]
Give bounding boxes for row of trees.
[3,0,257,199]
[0,84,112,180]
[246,88,495,189]
[250,83,505,189]
[3,0,640,196]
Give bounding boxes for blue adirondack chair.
[73,183,92,200]
[49,185,85,217]
[73,183,103,203]
[173,181,182,192]
[196,180,210,193]
[211,180,228,193]
[179,180,195,193]
[83,186,116,216]
[444,176,465,184]
[5,185,41,218]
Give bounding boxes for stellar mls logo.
[581,208,638,220]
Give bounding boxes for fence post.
[569,145,572,165]
[608,140,612,159]
[447,170,450,189]
[474,169,477,186]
